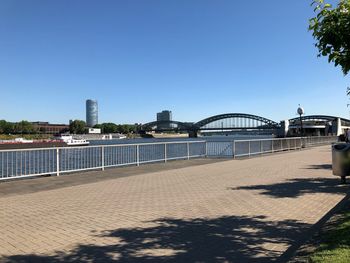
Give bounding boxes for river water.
[89,135,273,145]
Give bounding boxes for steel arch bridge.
[138,113,350,137]
[139,113,280,135]
[194,113,280,130]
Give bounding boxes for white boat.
[55,134,90,146]
[112,134,127,139]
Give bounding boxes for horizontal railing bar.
[103,140,206,147]
[104,162,138,168]
[234,137,302,143]
[59,166,104,174]
[0,171,54,180]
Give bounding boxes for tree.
[101,123,118,133]
[14,121,36,134]
[309,0,350,75]
[0,120,14,134]
[69,120,86,134]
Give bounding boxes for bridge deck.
[1,146,349,262]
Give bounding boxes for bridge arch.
[194,113,279,130]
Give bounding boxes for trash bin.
[332,143,350,183]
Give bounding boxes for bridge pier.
[277,120,289,137]
[188,130,198,138]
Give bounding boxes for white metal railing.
[302,136,337,147]
[0,136,338,181]
[233,136,337,158]
[0,141,206,181]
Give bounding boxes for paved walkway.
[0,146,349,262]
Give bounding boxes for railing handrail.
[232,135,337,158]
[233,136,337,143]
[0,140,206,153]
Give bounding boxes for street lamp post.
[297,105,304,136]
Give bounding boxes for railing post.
[233,141,235,159]
[187,142,190,160]
[101,146,105,171]
[56,148,60,176]
[260,140,263,155]
[279,139,282,151]
[248,141,251,157]
[271,139,274,153]
[164,143,167,163]
[205,141,208,157]
[136,144,140,166]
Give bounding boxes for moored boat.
[55,134,90,146]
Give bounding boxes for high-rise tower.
[86,99,98,127]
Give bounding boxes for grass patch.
[310,210,350,263]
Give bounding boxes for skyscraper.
[86,99,98,127]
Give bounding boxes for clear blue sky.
[0,0,349,124]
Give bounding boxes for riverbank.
[0,134,52,140]
[0,141,67,150]
[151,133,189,138]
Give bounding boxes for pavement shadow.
[3,215,310,263]
[231,177,348,198]
[303,164,332,170]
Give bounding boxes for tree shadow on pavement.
[231,176,348,199]
[3,215,311,263]
[303,164,332,170]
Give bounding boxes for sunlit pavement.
[0,145,348,262]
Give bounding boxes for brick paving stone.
[0,146,349,262]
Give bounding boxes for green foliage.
[0,120,14,134]
[310,211,350,262]
[102,123,118,133]
[97,123,137,134]
[69,120,86,134]
[309,0,350,75]
[0,120,36,134]
[14,120,37,134]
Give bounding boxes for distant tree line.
[93,123,137,134]
[0,120,37,134]
[0,119,139,135]
[69,120,139,134]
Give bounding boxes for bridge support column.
[188,130,198,138]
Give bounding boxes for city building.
[157,110,172,122]
[31,122,69,134]
[156,110,172,129]
[86,99,98,127]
